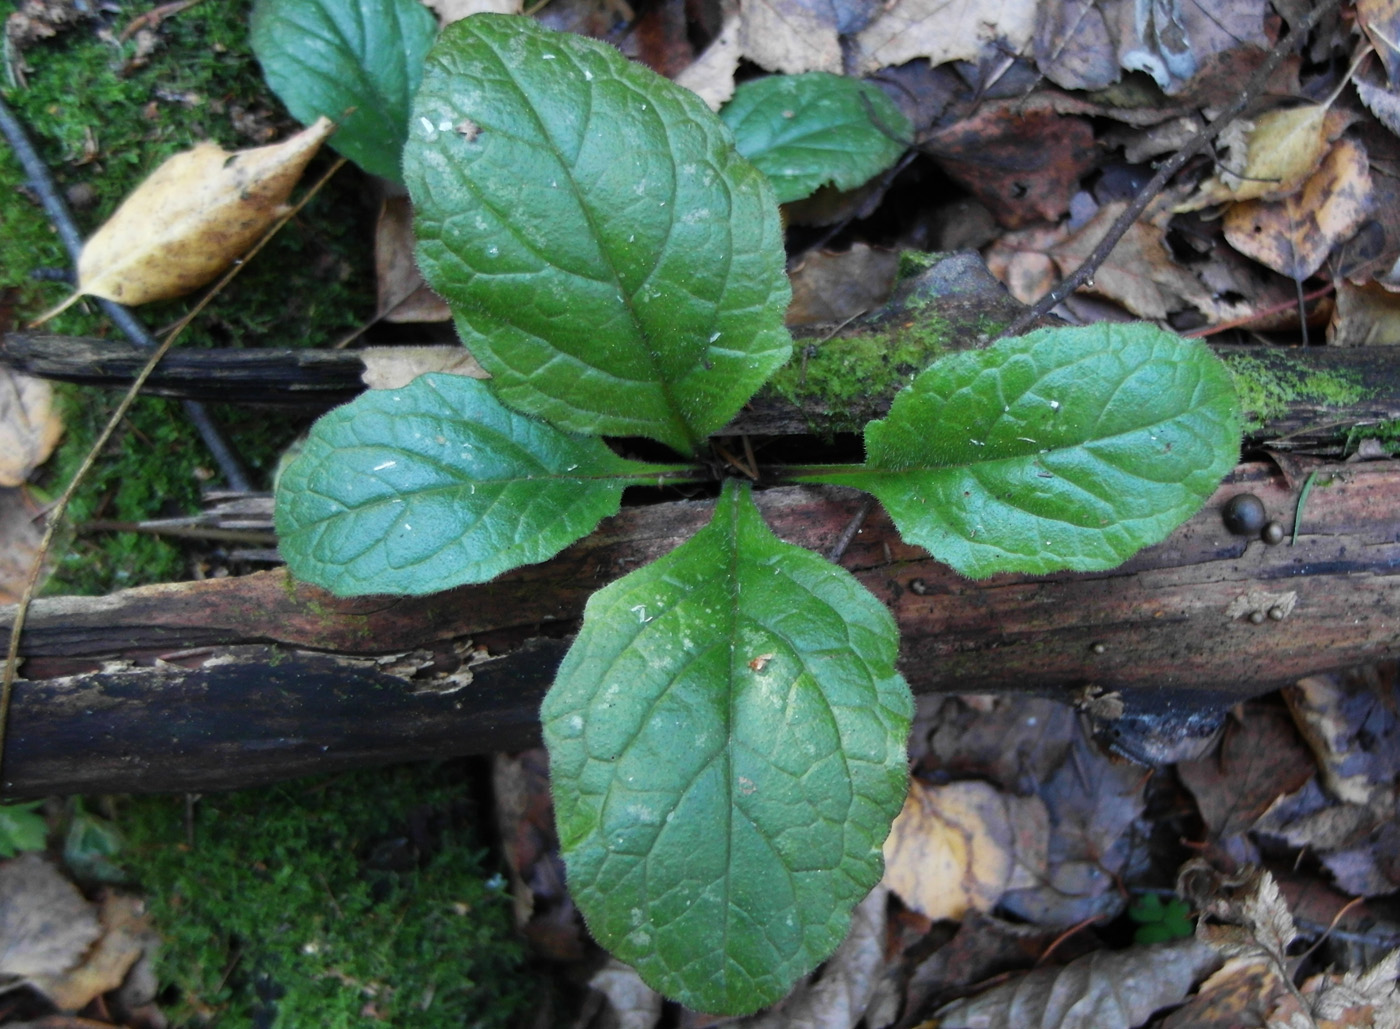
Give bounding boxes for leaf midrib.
[471,27,701,453]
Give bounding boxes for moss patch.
[768,314,952,436]
[119,762,538,1028]
[1220,351,1371,433]
[3,0,376,593]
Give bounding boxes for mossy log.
[4,459,1399,796]
[7,249,1397,448]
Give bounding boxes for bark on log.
[5,459,1398,796]
[5,333,1400,445]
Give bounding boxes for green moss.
[768,316,951,435]
[3,1,375,594]
[119,763,538,1028]
[1346,418,1400,455]
[1220,351,1371,433]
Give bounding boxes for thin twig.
[0,92,251,490]
[997,0,1342,340]
[827,496,875,563]
[0,157,347,788]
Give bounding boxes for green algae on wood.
[1221,351,1371,432]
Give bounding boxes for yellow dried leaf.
[1223,138,1374,281]
[40,117,334,318]
[1183,105,1329,209]
[881,779,1047,921]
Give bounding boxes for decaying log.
[4,459,1398,796]
[9,249,1396,446]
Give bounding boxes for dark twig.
[997,0,1342,340]
[827,496,875,563]
[0,92,251,490]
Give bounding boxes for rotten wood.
[4,460,1398,796]
[6,334,1399,446]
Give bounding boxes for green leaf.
[250,0,437,183]
[542,480,912,1014]
[275,374,678,596]
[404,15,792,455]
[805,324,1241,578]
[0,802,47,858]
[720,73,911,203]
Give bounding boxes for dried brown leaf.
[1359,0,1400,87]
[375,195,450,323]
[1178,704,1315,841]
[933,938,1219,1029]
[1285,673,1400,808]
[999,736,1147,929]
[738,0,842,74]
[984,223,1070,306]
[1034,0,1117,91]
[0,370,62,487]
[732,887,887,1029]
[881,779,1047,921]
[422,0,521,23]
[1157,952,1295,1029]
[0,854,100,982]
[1354,73,1400,140]
[1052,200,1235,320]
[786,245,899,327]
[0,487,48,605]
[1330,279,1400,345]
[675,14,741,110]
[590,958,663,1029]
[1223,138,1375,281]
[29,894,154,1012]
[41,117,333,316]
[359,346,489,390]
[852,0,1037,77]
[925,106,1096,228]
[1300,948,1400,1029]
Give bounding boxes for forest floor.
[2,0,1400,1026]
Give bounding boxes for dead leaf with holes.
[1223,138,1374,281]
[35,117,334,321]
[923,104,1096,228]
[881,779,1048,922]
[0,369,62,487]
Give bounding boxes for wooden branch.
[6,334,1398,445]
[5,460,1398,796]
